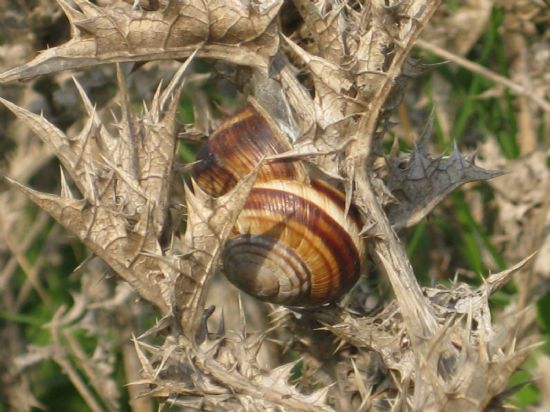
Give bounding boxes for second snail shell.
[192,102,366,306]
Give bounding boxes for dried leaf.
[176,161,263,337]
[0,0,283,83]
[387,142,504,229]
[292,0,346,63]
[2,61,191,312]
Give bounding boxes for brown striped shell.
[192,102,366,305]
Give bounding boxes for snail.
[192,102,366,306]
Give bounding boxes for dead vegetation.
[0,0,549,411]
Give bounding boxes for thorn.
[137,315,173,339]
[452,140,460,154]
[55,0,85,29]
[249,333,265,359]
[304,385,332,405]
[359,220,377,236]
[332,337,347,355]
[150,80,164,120]
[132,333,155,377]
[59,167,75,199]
[72,76,94,116]
[268,359,301,383]
[417,107,435,152]
[70,253,95,275]
[159,48,199,114]
[153,343,177,380]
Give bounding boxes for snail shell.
[193,102,366,305]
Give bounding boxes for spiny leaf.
[283,35,363,129]
[0,96,93,197]
[6,177,169,311]
[176,160,264,337]
[0,0,283,83]
[387,142,504,229]
[293,1,346,63]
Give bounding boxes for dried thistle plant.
[0,0,545,411]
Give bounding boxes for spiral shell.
[192,103,307,195]
[192,102,366,305]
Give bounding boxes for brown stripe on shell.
[236,213,336,301]
[237,186,361,303]
[311,179,363,229]
[192,104,306,196]
[193,148,238,195]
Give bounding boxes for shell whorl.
[222,234,311,304]
[192,103,307,196]
[225,179,364,304]
[192,102,366,305]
